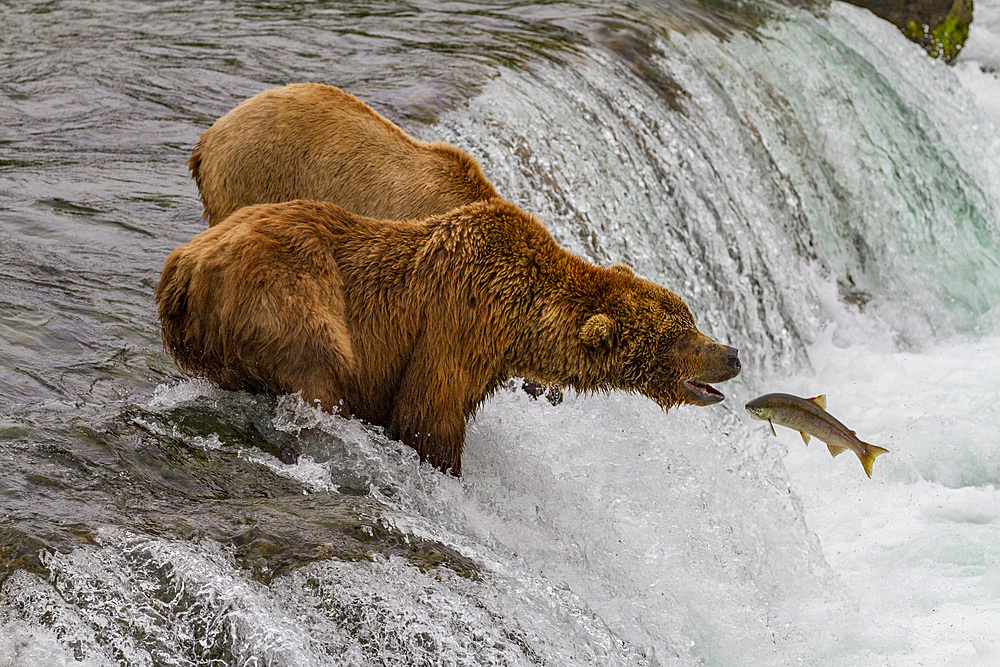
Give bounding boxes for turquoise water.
[2,1,999,664]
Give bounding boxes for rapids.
[2,0,999,664]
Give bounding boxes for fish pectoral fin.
[858,442,889,479]
[809,394,827,410]
[768,419,776,437]
[799,431,811,446]
[827,444,848,457]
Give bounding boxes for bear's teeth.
[683,379,725,404]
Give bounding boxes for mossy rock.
[846,0,973,64]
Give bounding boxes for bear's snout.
[695,341,741,384]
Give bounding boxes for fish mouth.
[682,379,726,406]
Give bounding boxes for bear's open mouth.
[682,379,725,406]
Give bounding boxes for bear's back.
[191,83,500,225]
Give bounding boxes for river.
[2,0,999,664]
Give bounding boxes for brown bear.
[189,83,500,226]
[156,199,741,475]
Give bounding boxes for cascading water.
[2,1,998,665]
[436,4,1000,357]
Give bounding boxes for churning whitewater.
[1,0,999,665]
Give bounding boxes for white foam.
[953,61,1000,123]
[960,0,1000,68]
[462,389,834,664]
[147,376,228,408]
[954,0,1000,125]
[776,325,1000,663]
[0,529,330,667]
[0,615,105,667]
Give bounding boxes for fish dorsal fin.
[827,444,848,457]
[800,432,811,445]
[809,394,827,410]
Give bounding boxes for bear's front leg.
[388,346,468,475]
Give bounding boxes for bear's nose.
[725,346,741,374]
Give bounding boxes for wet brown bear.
[156,199,741,475]
[190,83,499,226]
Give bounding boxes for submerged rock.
[0,400,480,590]
[844,0,973,63]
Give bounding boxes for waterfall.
[433,2,1000,365]
[2,1,999,665]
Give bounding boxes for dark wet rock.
[146,392,303,464]
[843,0,973,63]
[837,281,873,308]
[2,402,479,589]
[589,23,689,111]
[144,495,481,584]
[0,525,96,584]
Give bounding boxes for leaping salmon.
[745,392,889,479]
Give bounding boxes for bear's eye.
[663,333,693,356]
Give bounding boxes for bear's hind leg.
[267,286,357,418]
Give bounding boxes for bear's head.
[579,264,741,408]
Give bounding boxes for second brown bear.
[190,83,500,225]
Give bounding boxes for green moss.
[930,14,970,64]
[904,21,925,41]
[900,2,971,65]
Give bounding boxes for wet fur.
[157,200,734,474]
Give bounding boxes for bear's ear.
[580,314,616,350]
[608,263,634,277]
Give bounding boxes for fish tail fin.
[827,444,848,457]
[800,431,811,445]
[858,442,889,479]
